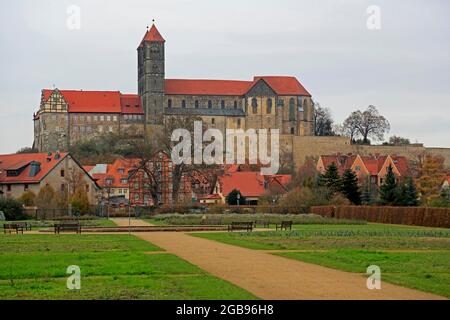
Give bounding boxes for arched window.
[289,98,296,121]
[267,98,272,114]
[252,98,258,114]
[168,99,172,108]
[208,100,212,109]
[221,100,225,109]
[195,100,199,109]
[182,100,186,108]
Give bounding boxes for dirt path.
[110,218,154,227]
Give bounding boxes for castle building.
[33,24,315,153]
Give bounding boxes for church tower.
[138,24,165,131]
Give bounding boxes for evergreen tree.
[361,180,372,205]
[322,163,342,193]
[379,165,397,205]
[396,177,419,206]
[226,189,246,205]
[341,169,361,205]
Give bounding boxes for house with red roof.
[212,170,291,205]
[0,152,99,205]
[86,158,141,206]
[33,23,315,154]
[317,154,410,187]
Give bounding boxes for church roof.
[165,76,311,96]
[139,24,165,47]
[41,90,144,114]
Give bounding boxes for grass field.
[193,223,450,298]
[0,234,256,300]
[0,218,117,230]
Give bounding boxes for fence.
[311,205,450,228]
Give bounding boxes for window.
[106,178,113,186]
[60,169,65,177]
[113,115,118,121]
[60,184,65,192]
[291,127,295,134]
[182,100,186,108]
[117,168,125,174]
[355,166,361,171]
[134,194,140,201]
[79,115,84,122]
[108,126,113,132]
[252,98,258,114]
[87,116,91,122]
[278,99,284,107]
[168,99,172,108]
[120,178,128,184]
[195,100,199,109]
[98,126,103,133]
[289,98,296,121]
[212,118,215,125]
[221,100,225,109]
[6,185,11,192]
[118,189,122,194]
[237,119,241,128]
[267,98,272,114]
[93,115,98,121]
[107,115,111,122]
[24,184,29,191]
[100,115,105,121]
[234,101,238,109]
[208,100,212,109]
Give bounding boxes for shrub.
[18,191,36,207]
[0,198,26,220]
[70,188,91,215]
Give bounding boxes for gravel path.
[112,219,446,300]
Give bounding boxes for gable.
[245,79,277,97]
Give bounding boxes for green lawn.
[0,218,117,230]
[0,234,256,300]
[193,223,450,298]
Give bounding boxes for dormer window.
[106,178,113,186]
[117,168,125,174]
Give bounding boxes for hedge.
[311,206,450,228]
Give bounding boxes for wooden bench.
[228,221,253,232]
[14,222,32,231]
[276,221,293,231]
[254,220,270,228]
[3,223,24,234]
[54,222,81,234]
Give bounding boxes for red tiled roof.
[120,94,144,115]
[319,154,409,177]
[42,90,143,114]
[0,152,68,184]
[165,79,253,96]
[139,24,165,47]
[165,76,311,96]
[93,158,141,188]
[42,90,122,113]
[219,172,266,198]
[198,194,222,200]
[253,76,311,96]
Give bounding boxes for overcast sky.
[0,0,449,153]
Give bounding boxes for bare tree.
[343,105,390,144]
[313,103,335,136]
